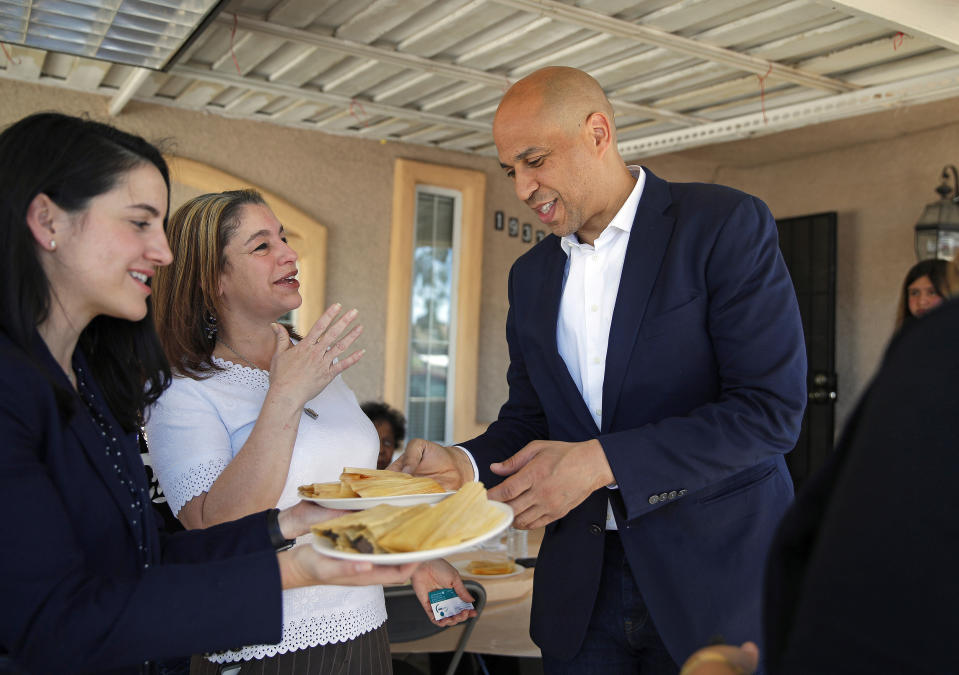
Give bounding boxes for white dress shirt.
[460,167,646,530]
[557,166,645,429]
[557,166,645,528]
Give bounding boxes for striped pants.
[190,624,392,675]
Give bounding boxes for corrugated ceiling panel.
[1,0,958,158]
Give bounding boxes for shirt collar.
[560,165,646,257]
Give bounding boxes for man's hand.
[411,559,478,627]
[487,439,614,529]
[388,439,474,491]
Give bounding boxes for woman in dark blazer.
[0,112,417,675]
[680,282,959,674]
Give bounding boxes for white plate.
[452,559,525,579]
[299,491,455,510]
[311,501,514,564]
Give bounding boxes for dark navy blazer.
[462,168,807,664]
[0,333,282,674]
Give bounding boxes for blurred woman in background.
[894,258,952,331]
[362,401,407,469]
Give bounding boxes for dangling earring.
[49,240,56,251]
[204,310,218,340]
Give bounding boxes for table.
[390,528,544,658]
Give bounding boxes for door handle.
[808,371,837,404]
[808,389,837,403]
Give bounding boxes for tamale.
[339,468,445,497]
[299,468,445,500]
[313,503,430,553]
[349,476,445,497]
[312,481,506,554]
[376,482,501,552]
[418,482,503,549]
[297,481,357,498]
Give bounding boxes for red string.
[1,42,21,66]
[757,64,773,124]
[893,31,905,50]
[230,14,242,75]
[349,99,370,128]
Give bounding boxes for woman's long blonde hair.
[152,189,266,378]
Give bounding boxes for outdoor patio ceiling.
[1,0,958,159]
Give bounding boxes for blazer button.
[648,494,660,505]
[589,523,603,535]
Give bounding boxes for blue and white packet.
[428,588,474,620]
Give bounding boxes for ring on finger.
[324,345,333,353]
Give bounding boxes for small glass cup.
[507,526,528,559]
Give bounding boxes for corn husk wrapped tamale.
[312,481,505,554]
[379,482,502,552]
[298,481,357,499]
[315,503,430,554]
[340,468,446,497]
[298,468,445,499]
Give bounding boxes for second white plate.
[300,491,455,510]
[311,500,514,564]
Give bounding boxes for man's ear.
[585,111,614,157]
[25,193,60,250]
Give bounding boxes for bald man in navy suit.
[392,67,806,674]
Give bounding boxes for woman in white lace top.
[146,190,473,673]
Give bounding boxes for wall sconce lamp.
[915,165,959,260]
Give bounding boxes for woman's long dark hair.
[895,258,953,332]
[0,112,172,431]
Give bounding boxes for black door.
[776,212,837,492]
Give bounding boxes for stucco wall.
[642,111,959,431]
[4,76,959,437]
[0,78,529,425]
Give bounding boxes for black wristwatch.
[267,508,296,551]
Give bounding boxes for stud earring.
[49,240,56,251]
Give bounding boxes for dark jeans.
[542,534,678,675]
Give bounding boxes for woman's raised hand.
[267,303,365,406]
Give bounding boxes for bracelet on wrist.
[266,508,296,551]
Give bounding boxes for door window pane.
[407,189,458,443]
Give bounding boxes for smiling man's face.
[494,107,598,240]
[493,68,620,245]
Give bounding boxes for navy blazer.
[462,168,807,663]
[764,298,959,674]
[0,333,282,674]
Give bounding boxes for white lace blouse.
[145,358,386,663]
